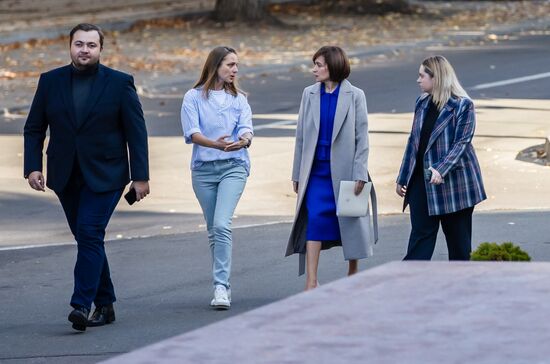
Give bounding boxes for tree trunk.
[214,0,268,22]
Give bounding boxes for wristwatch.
[243,137,252,149]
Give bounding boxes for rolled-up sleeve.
[236,94,253,137]
[180,89,201,144]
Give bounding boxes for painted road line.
[471,71,550,90]
[253,120,296,130]
[253,114,298,120]
[0,241,74,251]
[0,220,293,251]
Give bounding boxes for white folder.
[336,180,372,217]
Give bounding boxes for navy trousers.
[56,166,123,310]
[404,170,474,261]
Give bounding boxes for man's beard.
[72,56,99,70]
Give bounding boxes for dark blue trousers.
[56,167,123,310]
[404,171,474,261]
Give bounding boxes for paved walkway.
[102,261,550,364]
[2,96,550,247]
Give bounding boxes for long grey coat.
[286,80,378,275]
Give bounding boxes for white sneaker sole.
[210,301,230,310]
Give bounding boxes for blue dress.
[305,83,341,241]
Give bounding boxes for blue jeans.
[192,159,247,288]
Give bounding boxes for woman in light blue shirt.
[181,46,253,310]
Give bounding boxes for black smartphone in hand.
[424,169,432,181]
[124,188,137,205]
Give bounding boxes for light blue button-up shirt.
[181,87,253,174]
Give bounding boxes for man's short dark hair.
[69,23,104,48]
[312,46,351,83]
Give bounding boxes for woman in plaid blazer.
[396,55,486,260]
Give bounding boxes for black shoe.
[87,304,115,327]
[68,307,89,331]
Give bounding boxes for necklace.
[324,82,337,94]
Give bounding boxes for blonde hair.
[421,55,468,110]
[194,46,243,98]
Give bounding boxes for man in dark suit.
[24,23,150,332]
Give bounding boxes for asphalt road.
[2,33,550,136]
[138,33,550,137]
[1,32,550,363]
[2,210,550,363]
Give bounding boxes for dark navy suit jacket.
[24,64,149,193]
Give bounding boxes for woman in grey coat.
[286,46,378,290]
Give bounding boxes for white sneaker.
[210,285,230,309]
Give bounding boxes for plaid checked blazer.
[396,94,487,216]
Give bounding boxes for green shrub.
[470,242,531,261]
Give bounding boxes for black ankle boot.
[68,307,89,331]
[88,304,115,327]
